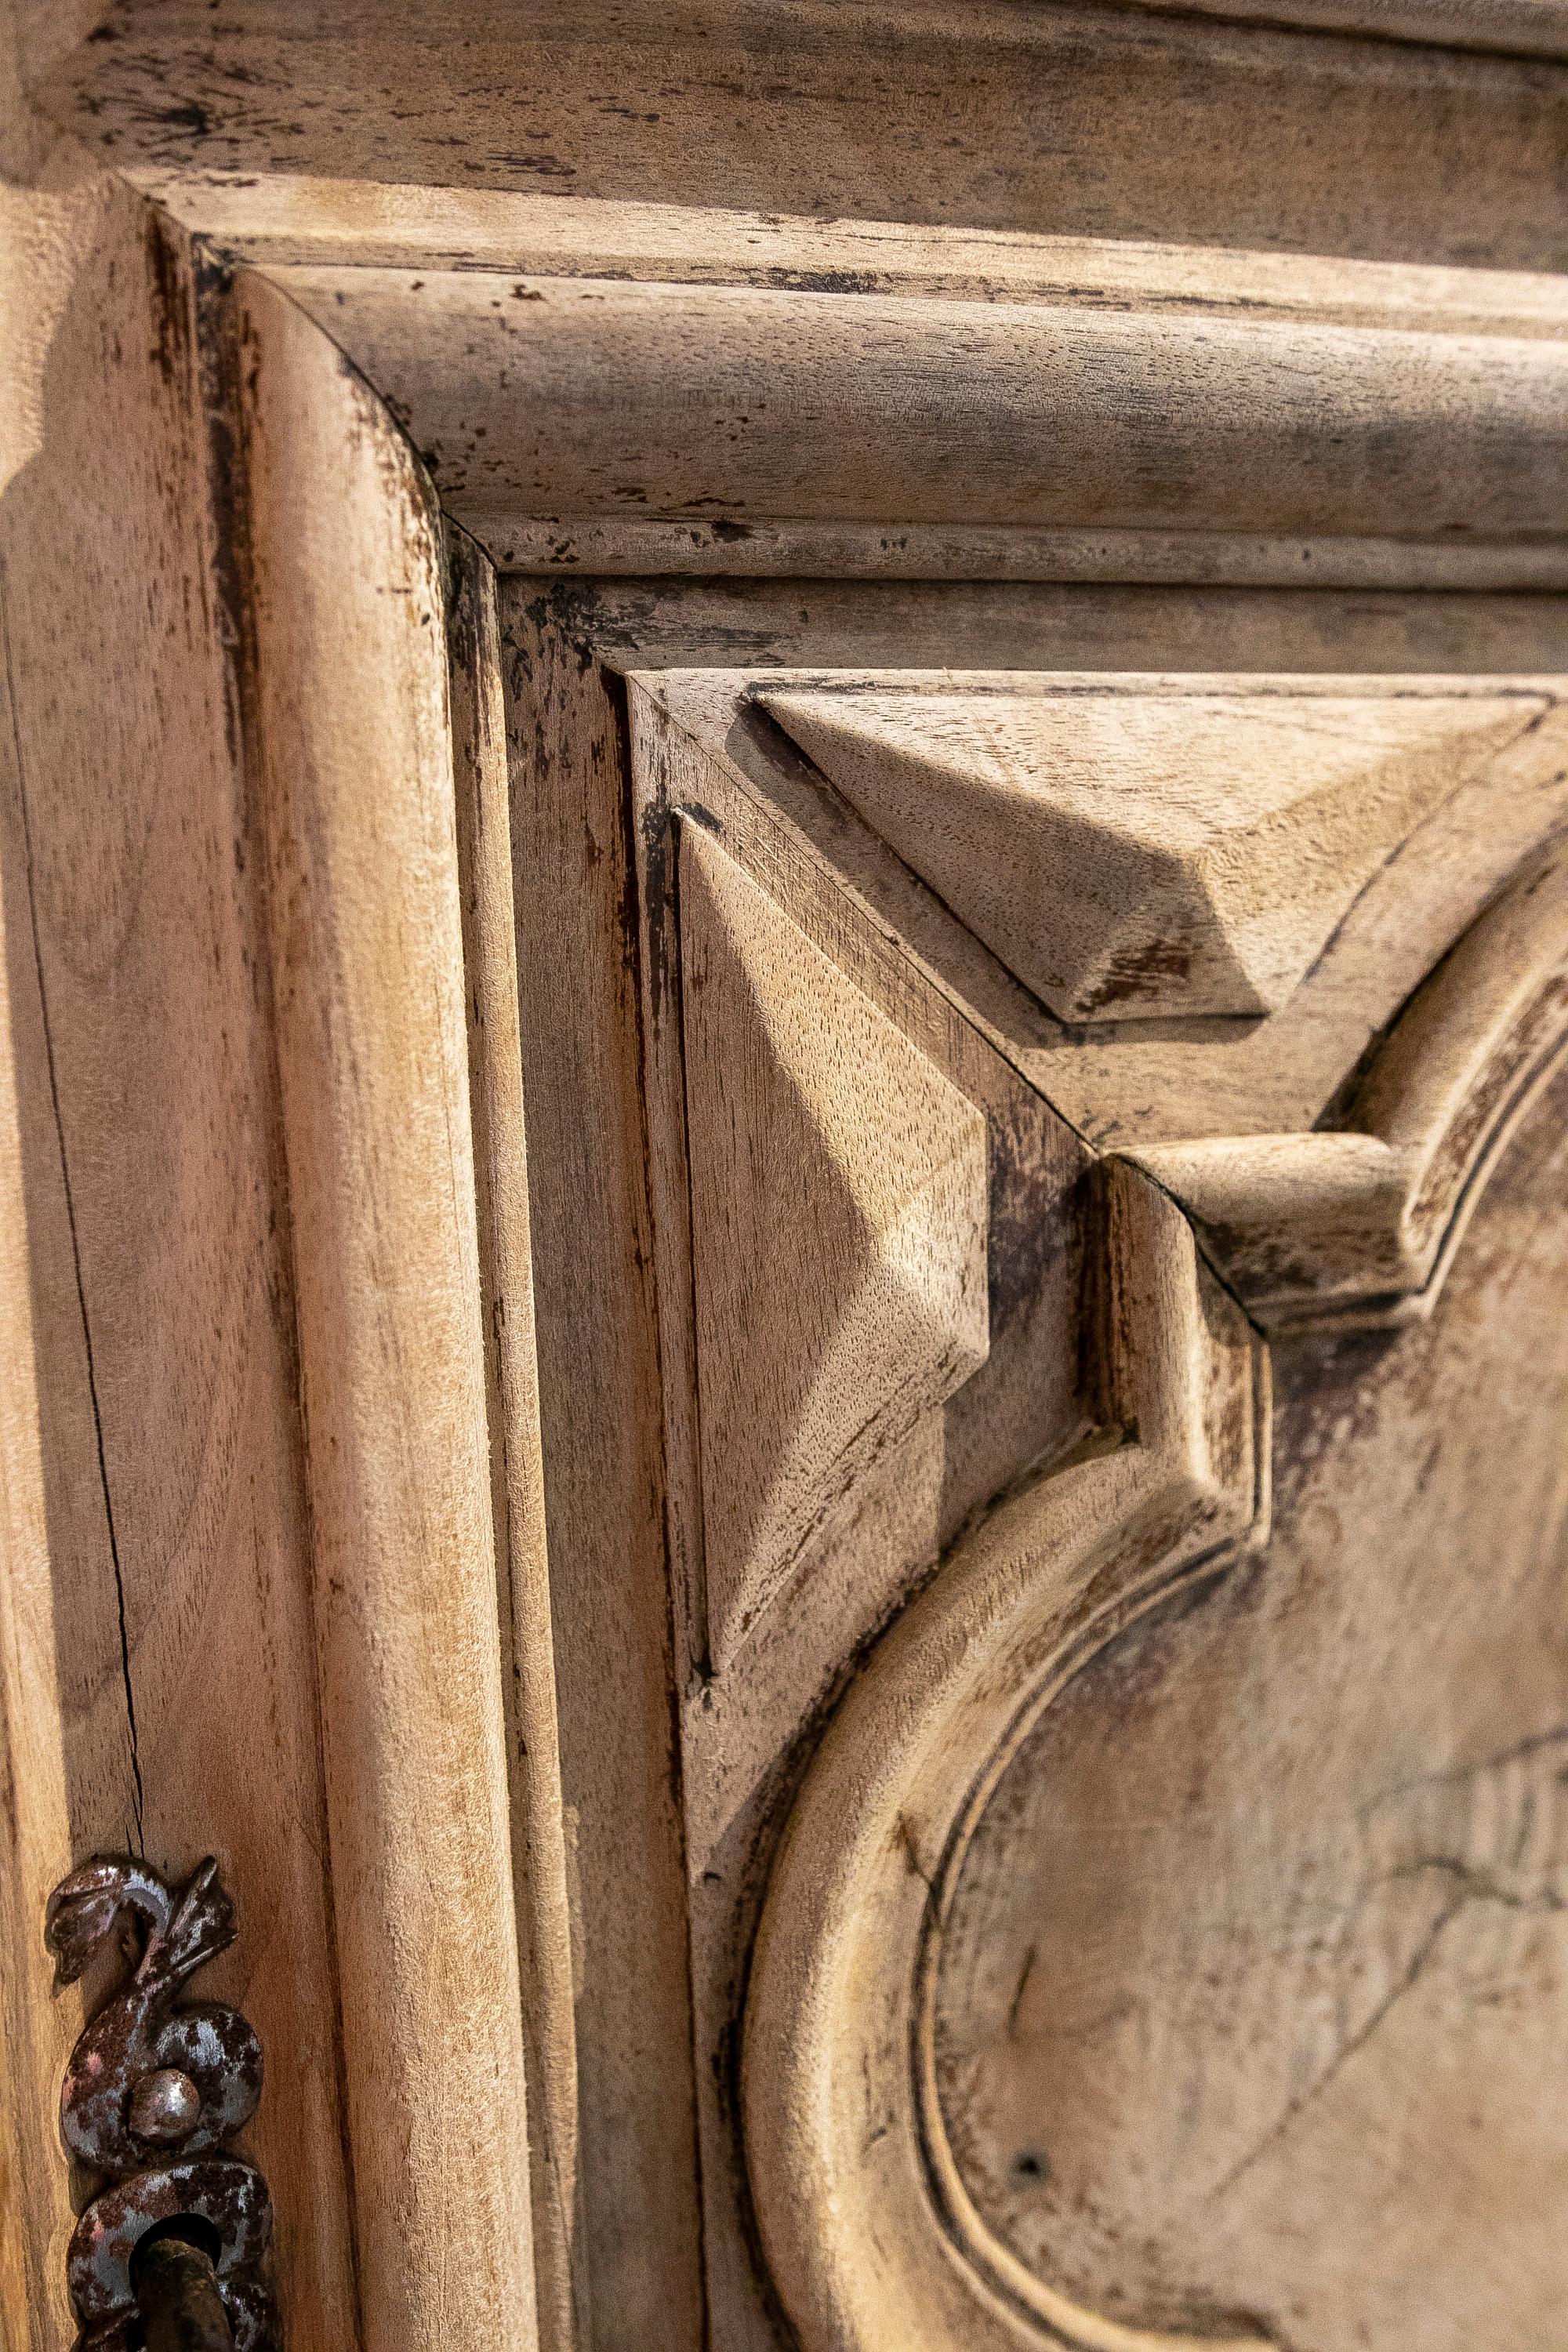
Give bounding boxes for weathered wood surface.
[446,532,583,2352]
[1127,850,1568,1324]
[125,180,1568,321]
[628,680,1098,2348]
[5,11,1568,2352]
[495,576,1568,2348]
[643,670,1568,1153]
[746,1162,1265,2352]
[379,520,1568,592]
[0,177,359,2351]
[32,1,1568,269]
[678,822,991,1668]
[621,651,1568,2350]
[501,577,1568,683]
[1116,0,1568,56]
[238,267,538,2352]
[268,265,1568,557]
[764,685,1540,1022]
[495,590,708,2352]
[936,1062,1568,2352]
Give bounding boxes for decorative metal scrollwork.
[47,1855,278,2350]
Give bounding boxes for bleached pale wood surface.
[498,593,708,2352]
[31,2,1568,268]
[679,823,990,1667]
[270,265,1568,559]
[238,267,538,2352]
[0,176,359,2349]
[446,532,583,2352]
[763,685,1538,1022]
[621,654,1568,2349]
[3,9,1568,2351]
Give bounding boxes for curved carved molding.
[624,664,1568,2345]
[1125,851,1568,1327]
[743,1166,1269,2352]
[739,806,1568,2352]
[267,263,1568,583]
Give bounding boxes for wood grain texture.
[0,701,89,2352]
[0,0,107,174]
[744,1162,1265,2352]
[1111,0,1568,57]
[495,588,707,2352]
[32,1,1568,270]
[5,14,1567,2350]
[397,519,1568,592]
[125,177,1568,325]
[627,655,1568,2350]
[626,678,1098,2352]
[269,266,1568,560]
[738,891,1568,2350]
[935,1062,1568,2352]
[446,532,583,2352]
[142,191,1566,589]
[764,686,1535,1022]
[505,577,1568,685]
[679,822,989,1668]
[0,179,358,2350]
[657,669,1568,1156]
[237,267,537,2352]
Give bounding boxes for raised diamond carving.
[679,824,989,1667]
[764,687,1542,1023]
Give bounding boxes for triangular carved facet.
[678,825,990,1666]
[764,688,1543,1024]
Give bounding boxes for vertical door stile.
[234,269,539,2352]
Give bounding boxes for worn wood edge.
[495,582,710,2345]
[449,514,1568,590]
[232,265,539,2352]
[263,267,1568,554]
[742,1166,1267,2352]
[621,699,712,1690]
[445,526,583,2352]
[1107,0,1568,60]
[133,179,1568,329]
[1123,851,1568,1327]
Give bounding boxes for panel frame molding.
[248,252,1568,591]
[213,131,1568,2352]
